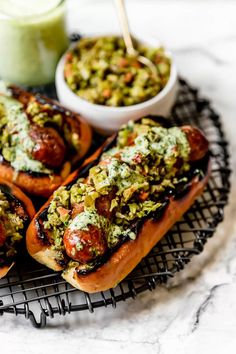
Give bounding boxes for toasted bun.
[0,263,15,279]
[0,86,92,197]
[26,137,114,271]
[0,178,35,219]
[26,134,210,293]
[0,165,64,198]
[62,164,210,292]
[0,178,35,278]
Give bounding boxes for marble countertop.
[1,1,236,353]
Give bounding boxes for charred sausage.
[181,126,209,161]
[26,119,210,292]
[63,126,208,262]
[95,194,114,219]
[29,125,66,168]
[64,193,112,261]
[0,85,92,197]
[63,225,108,263]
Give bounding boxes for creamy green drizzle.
[68,210,136,246]
[69,210,107,232]
[44,118,192,266]
[0,94,52,174]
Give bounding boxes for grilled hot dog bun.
[0,178,35,278]
[26,117,210,292]
[0,83,92,197]
[63,171,209,292]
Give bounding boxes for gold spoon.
[114,0,158,78]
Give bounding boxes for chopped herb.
[44,118,192,262]
[64,36,171,107]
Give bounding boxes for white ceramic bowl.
[56,35,178,135]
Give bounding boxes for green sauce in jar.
[64,36,171,107]
[0,0,69,86]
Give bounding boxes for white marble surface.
[1,0,236,353]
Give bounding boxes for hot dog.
[0,83,92,197]
[0,178,35,278]
[26,117,210,292]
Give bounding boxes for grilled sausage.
[61,126,208,261]
[63,226,108,263]
[64,193,112,261]
[29,125,66,168]
[0,85,92,197]
[26,120,210,292]
[181,126,209,161]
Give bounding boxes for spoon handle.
[114,0,136,55]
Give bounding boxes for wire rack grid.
[0,79,231,328]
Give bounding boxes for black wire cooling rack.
[0,79,231,328]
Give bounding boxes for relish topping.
[0,95,53,174]
[64,36,171,107]
[0,190,24,263]
[0,82,81,174]
[43,118,192,268]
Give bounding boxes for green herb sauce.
[44,118,191,263]
[0,93,52,174]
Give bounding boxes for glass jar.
[0,0,69,86]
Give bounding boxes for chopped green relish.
[0,190,24,259]
[0,81,80,174]
[64,36,171,107]
[44,118,191,265]
[0,95,53,174]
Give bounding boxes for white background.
[1,1,236,353]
